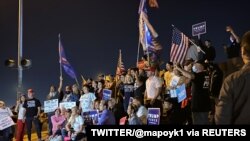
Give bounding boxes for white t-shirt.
[146,76,162,100]
[79,93,96,113]
[0,107,13,118]
[68,115,84,133]
[18,103,26,120]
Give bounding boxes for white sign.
[192,21,206,36]
[59,102,76,110]
[44,99,59,113]
[0,116,15,130]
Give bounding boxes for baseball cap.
[28,88,34,93]
[145,67,156,72]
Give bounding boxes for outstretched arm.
[58,76,63,93]
[226,26,240,43]
[175,65,195,80]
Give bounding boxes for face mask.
[230,36,234,43]
[192,66,198,73]
[65,91,71,94]
[50,92,56,97]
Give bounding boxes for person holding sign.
[175,61,211,125]
[14,94,26,141]
[0,100,14,141]
[46,77,63,136]
[95,100,115,125]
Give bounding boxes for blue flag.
[59,37,77,79]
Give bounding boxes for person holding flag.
[58,34,79,86]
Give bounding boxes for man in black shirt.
[176,60,211,124]
[23,89,42,141]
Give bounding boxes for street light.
[4,0,31,99]
[5,59,32,69]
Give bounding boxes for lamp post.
[17,0,23,97]
[5,0,31,99]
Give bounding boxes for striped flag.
[170,28,189,65]
[59,36,77,79]
[116,50,125,76]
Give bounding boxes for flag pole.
[75,77,80,89]
[136,34,140,67]
[114,49,121,99]
[58,34,63,78]
[171,24,206,54]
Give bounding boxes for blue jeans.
[0,126,13,141]
[61,128,68,140]
[26,117,41,141]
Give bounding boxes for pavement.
[13,121,49,141]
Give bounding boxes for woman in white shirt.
[14,94,26,141]
[0,100,14,141]
[66,106,85,141]
[79,85,96,114]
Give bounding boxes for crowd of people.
[0,27,250,141]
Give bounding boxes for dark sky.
[0,0,250,106]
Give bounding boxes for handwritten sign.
[192,21,206,36]
[44,99,58,113]
[0,116,15,130]
[59,102,76,110]
[102,89,112,101]
[147,108,160,125]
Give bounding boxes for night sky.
[0,0,250,106]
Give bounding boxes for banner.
[102,89,112,101]
[192,21,206,36]
[147,108,160,125]
[59,102,76,110]
[0,116,15,130]
[44,99,59,113]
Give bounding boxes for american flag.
[59,36,77,79]
[116,49,125,76]
[170,28,189,64]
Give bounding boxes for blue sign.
[147,108,160,125]
[82,110,99,123]
[192,21,206,36]
[176,84,187,103]
[102,89,112,101]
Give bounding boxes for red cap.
[145,67,156,72]
[28,89,34,93]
